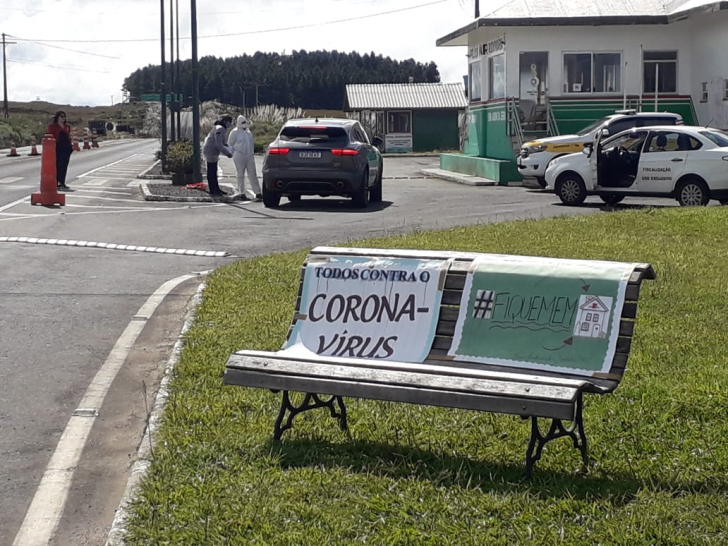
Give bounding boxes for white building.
[436,0,728,183]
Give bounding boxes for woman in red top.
[48,110,73,190]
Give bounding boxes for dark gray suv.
[262,118,384,209]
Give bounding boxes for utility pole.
[2,33,17,119]
[169,0,176,143]
[475,0,480,18]
[242,82,269,108]
[191,0,202,183]
[175,0,181,139]
[160,0,168,171]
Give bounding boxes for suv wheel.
[370,167,383,203]
[352,170,369,208]
[262,186,280,208]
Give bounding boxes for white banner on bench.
[283,255,449,362]
[448,254,637,377]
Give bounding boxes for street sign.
[140,93,183,102]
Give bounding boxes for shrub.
[166,139,194,174]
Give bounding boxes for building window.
[387,111,411,133]
[489,54,506,99]
[469,60,482,102]
[563,53,621,93]
[643,51,677,94]
[724,80,728,101]
[701,82,708,102]
[595,53,622,93]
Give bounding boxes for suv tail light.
[268,148,290,155]
[330,149,359,156]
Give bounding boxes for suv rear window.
[279,126,349,144]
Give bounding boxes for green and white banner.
[448,255,636,376]
[285,255,449,362]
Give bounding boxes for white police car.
[518,111,683,187]
[545,126,728,206]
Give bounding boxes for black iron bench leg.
[273,391,349,440]
[524,393,588,478]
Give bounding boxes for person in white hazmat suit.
[228,115,261,201]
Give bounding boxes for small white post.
[654,63,659,112]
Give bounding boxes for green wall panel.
[550,98,696,135]
[412,110,460,152]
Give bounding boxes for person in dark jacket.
[47,111,74,190]
[202,115,233,195]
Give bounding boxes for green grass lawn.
[124,207,728,545]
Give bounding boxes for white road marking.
[0,196,29,213]
[76,152,143,178]
[72,188,134,195]
[81,178,108,186]
[0,203,224,222]
[61,195,144,204]
[127,181,140,187]
[0,176,23,184]
[0,235,229,257]
[12,273,197,546]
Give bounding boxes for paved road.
[0,140,677,545]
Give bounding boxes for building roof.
[437,0,728,46]
[344,83,467,111]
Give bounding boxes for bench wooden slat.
[621,302,638,319]
[231,350,592,390]
[442,290,462,306]
[439,306,460,322]
[227,355,581,402]
[433,336,453,351]
[625,284,640,301]
[309,246,484,262]
[224,370,578,421]
[619,320,634,337]
[616,336,632,354]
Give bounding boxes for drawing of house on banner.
[573,295,612,339]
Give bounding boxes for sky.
[0,0,481,107]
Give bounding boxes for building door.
[519,52,549,131]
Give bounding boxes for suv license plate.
[299,151,321,158]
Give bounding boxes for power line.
[17,39,120,59]
[10,0,448,44]
[7,59,110,74]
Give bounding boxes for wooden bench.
[224,246,655,476]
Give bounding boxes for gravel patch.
[141,182,238,203]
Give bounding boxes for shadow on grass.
[265,436,726,502]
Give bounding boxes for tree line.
[122,50,441,110]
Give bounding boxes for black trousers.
[56,151,71,184]
[206,161,220,193]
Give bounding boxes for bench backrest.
[283,246,655,393]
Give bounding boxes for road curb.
[106,279,207,546]
[420,168,497,186]
[137,160,167,180]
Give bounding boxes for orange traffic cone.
[31,134,66,206]
[91,129,99,148]
[72,127,80,151]
[82,129,90,150]
[6,142,19,157]
[28,140,40,156]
